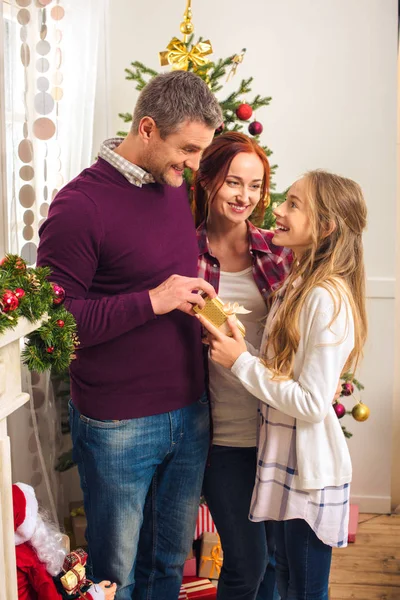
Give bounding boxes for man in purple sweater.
[37,71,222,599]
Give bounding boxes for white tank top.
[209,267,267,447]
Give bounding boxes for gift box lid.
[182,577,217,599]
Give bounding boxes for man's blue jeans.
[202,445,279,600]
[69,395,210,600]
[274,519,332,600]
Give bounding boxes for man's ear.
[138,117,157,142]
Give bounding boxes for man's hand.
[196,315,247,369]
[149,275,216,316]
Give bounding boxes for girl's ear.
[322,219,336,239]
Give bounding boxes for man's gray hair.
[131,71,222,138]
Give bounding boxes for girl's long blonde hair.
[264,170,367,379]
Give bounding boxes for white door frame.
[0,1,9,258]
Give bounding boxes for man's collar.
[99,138,155,187]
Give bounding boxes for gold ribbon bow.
[159,37,213,71]
[223,302,251,316]
[201,540,223,578]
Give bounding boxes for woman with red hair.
[193,132,292,600]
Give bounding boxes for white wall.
[99,0,399,513]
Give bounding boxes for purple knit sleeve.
[37,189,156,349]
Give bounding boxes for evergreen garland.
[0,255,78,374]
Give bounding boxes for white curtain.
[2,0,110,521]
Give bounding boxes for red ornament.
[2,290,19,312]
[333,402,346,419]
[215,122,225,135]
[0,257,8,267]
[46,346,54,354]
[51,283,66,305]
[15,288,26,298]
[341,382,354,396]
[56,319,65,328]
[236,103,253,121]
[248,121,263,136]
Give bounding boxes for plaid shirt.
[251,403,350,548]
[197,220,293,303]
[98,138,155,186]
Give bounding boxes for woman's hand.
[196,315,247,369]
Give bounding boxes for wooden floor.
[329,513,400,599]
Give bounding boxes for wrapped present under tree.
[198,532,223,580]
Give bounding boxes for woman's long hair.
[192,131,271,227]
[264,170,368,379]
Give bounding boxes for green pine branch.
[341,425,353,439]
[125,61,159,91]
[55,449,76,472]
[251,94,272,110]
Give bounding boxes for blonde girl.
[197,170,367,600]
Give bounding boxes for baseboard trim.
[350,494,391,513]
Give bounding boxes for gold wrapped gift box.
[60,562,86,594]
[198,531,223,579]
[193,294,247,337]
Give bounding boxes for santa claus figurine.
[12,482,117,600]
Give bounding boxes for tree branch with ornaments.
[334,372,370,438]
[0,254,78,374]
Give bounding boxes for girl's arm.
[198,288,354,424]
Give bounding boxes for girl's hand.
[196,315,247,368]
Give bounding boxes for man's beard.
[144,150,184,188]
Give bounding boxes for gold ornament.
[180,0,194,42]
[180,21,194,36]
[159,0,213,70]
[159,37,213,71]
[227,48,246,81]
[351,402,370,422]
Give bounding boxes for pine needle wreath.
[0,254,78,373]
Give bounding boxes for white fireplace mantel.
[0,318,44,600]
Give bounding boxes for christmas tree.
[117,0,283,230]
